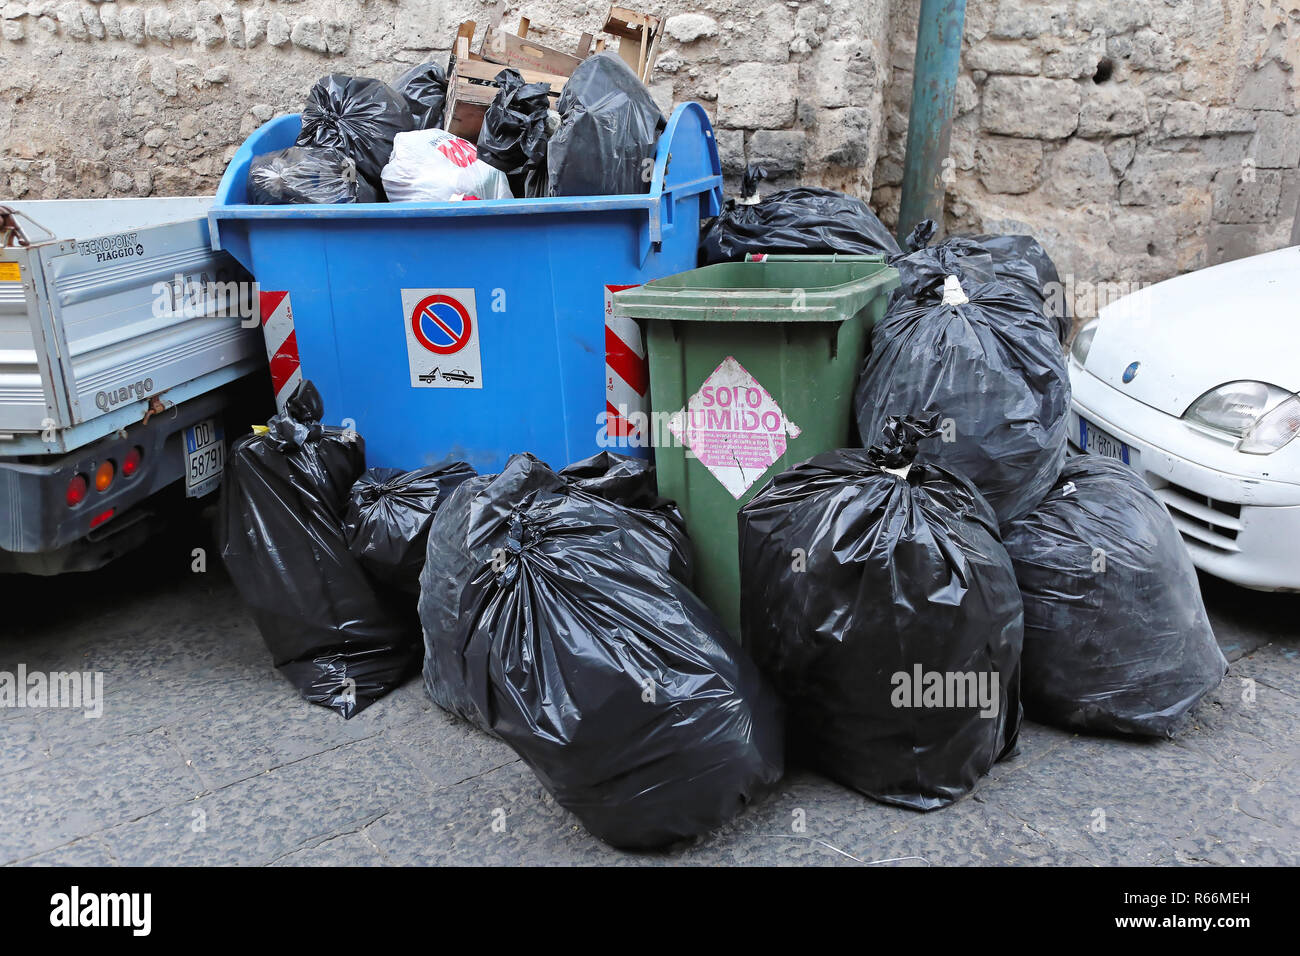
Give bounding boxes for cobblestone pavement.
[1,525,1296,867]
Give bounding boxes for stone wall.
[654,1,893,196]
[0,0,894,201]
[1,0,384,197]
[3,0,1298,305]
[875,0,1300,312]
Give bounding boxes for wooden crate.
[480,21,584,77]
[444,19,571,142]
[600,5,663,82]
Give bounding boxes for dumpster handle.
[641,102,723,265]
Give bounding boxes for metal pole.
[897,0,968,244]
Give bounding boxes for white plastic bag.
[380,129,513,202]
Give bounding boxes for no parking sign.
[401,288,483,389]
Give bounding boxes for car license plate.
[184,418,224,498]
[1079,417,1130,465]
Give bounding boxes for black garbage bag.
[343,462,476,594]
[416,473,493,728]
[700,165,901,265]
[392,61,448,130]
[418,453,784,848]
[297,74,416,191]
[738,417,1023,811]
[477,69,554,197]
[217,381,420,718]
[854,276,1070,527]
[1002,456,1227,738]
[892,219,997,295]
[558,451,693,584]
[972,233,1069,342]
[247,146,379,205]
[557,449,658,500]
[896,219,1069,343]
[547,52,665,197]
[420,452,693,729]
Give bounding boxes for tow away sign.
[402,288,483,389]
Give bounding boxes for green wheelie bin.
[611,254,899,638]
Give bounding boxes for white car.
[1068,246,1300,592]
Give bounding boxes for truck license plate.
[184,418,224,498]
[1079,417,1130,465]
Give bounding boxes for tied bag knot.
[866,414,942,476]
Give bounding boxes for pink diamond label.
[667,356,802,499]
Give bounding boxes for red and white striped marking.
[259,291,302,410]
[604,284,648,441]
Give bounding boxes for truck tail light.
[89,508,115,529]
[122,445,143,477]
[94,459,115,491]
[66,474,89,507]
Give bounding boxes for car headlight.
[1070,321,1099,366]
[1185,380,1300,453]
[1240,393,1300,454]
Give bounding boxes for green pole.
[897,0,968,244]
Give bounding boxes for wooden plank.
[615,36,641,74]
[577,32,593,57]
[602,6,658,40]
[611,5,655,24]
[480,26,583,77]
[607,6,656,28]
[452,82,498,108]
[456,57,570,92]
[643,4,667,80]
[455,20,476,60]
[517,16,530,37]
[603,21,643,41]
[442,82,463,136]
[446,100,487,141]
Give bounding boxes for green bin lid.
[611,255,900,324]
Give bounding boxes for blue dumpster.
[210,104,723,472]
